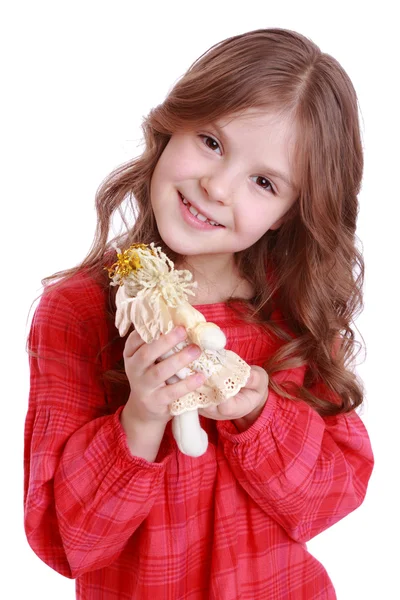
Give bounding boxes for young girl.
[24,28,374,599]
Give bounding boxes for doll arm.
[24,289,173,578]
[216,373,374,543]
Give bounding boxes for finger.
[200,396,251,420]
[246,366,268,390]
[123,330,146,359]
[149,343,202,386]
[198,405,219,419]
[162,371,206,404]
[136,326,189,367]
[124,326,186,361]
[208,391,258,420]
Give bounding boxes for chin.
[156,229,188,256]
[165,240,199,257]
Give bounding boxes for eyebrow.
[209,121,296,191]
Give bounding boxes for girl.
[24,28,374,599]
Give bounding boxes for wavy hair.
[31,28,365,416]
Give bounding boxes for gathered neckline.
[193,299,249,308]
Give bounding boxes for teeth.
[180,192,221,226]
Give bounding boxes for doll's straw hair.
[107,243,197,307]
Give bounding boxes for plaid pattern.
[24,271,374,599]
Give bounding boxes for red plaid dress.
[24,270,374,599]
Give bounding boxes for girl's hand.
[198,365,269,423]
[122,326,206,426]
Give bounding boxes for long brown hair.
[30,28,365,416]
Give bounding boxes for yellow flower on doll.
[106,244,149,283]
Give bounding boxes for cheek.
[150,158,175,207]
[155,138,197,182]
[237,206,274,236]
[244,197,290,234]
[151,155,169,187]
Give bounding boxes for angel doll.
[107,243,251,457]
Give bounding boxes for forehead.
[216,107,295,137]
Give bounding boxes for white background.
[2,1,398,598]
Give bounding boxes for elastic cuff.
[217,388,277,443]
[112,406,171,469]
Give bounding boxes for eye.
[199,134,276,195]
[251,176,276,195]
[199,134,222,155]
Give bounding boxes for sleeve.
[24,288,173,579]
[216,371,374,544]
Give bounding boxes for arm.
[24,288,173,578]
[120,405,166,461]
[216,372,374,543]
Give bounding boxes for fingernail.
[195,373,205,384]
[188,344,201,358]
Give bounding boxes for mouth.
[178,192,224,227]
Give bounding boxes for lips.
[178,192,223,227]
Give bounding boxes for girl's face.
[150,108,298,260]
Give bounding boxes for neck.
[180,253,236,281]
[176,254,251,305]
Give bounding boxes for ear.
[269,217,284,231]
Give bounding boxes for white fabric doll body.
[107,243,251,457]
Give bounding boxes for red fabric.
[24,270,374,599]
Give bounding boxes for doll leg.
[157,342,209,458]
[166,374,208,458]
[172,410,208,457]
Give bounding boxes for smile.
[178,192,223,227]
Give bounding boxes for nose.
[200,171,234,206]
